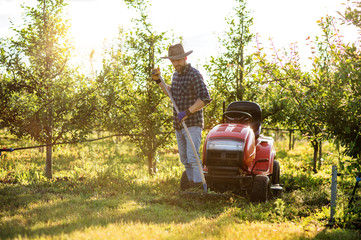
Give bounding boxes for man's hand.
[152,67,161,84]
[177,109,192,122]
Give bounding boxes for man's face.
[170,58,187,72]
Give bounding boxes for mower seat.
[224,101,262,138]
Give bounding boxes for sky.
[0,0,358,74]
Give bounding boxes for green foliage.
[204,0,256,126]
[339,0,361,28]
[254,1,361,171]
[307,12,361,168]
[204,0,289,129]
[97,0,180,175]
[0,0,97,177]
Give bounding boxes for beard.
[175,64,186,73]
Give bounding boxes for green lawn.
[0,133,360,239]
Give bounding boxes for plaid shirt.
[171,64,211,130]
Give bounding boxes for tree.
[255,1,361,172]
[320,1,361,168]
[255,40,326,172]
[204,0,253,126]
[205,0,254,123]
[204,0,286,128]
[98,0,179,175]
[0,0,96,178]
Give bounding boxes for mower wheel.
[272,160,280,185]
[180,171,190,191]
[251,175,271,203]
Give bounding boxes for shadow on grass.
[2,169,359,239]
[313,227,361,240]
[0,174,237,239]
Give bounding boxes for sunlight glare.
[68,0,133,70]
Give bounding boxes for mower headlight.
[207,139,245,151]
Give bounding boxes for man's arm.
[178,71,212,122]
[177,98,206,122]
[188,98,205,114]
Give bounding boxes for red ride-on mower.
[180,101,282,202]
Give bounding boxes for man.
[152,43,211,189]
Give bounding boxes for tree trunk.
[43,0,52,179]
[318,141,322,170]
[312,140,318,173]
[45,121,53,179]
[45,144,52,178]
[148,151,154,175]
[238,44,244,101]
[289,130,293,150]
[153,156,157,174]
[45,100,53,179]
[45,107,53,178]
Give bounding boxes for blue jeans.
[175,126,203,183]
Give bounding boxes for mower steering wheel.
[223,111,252,124]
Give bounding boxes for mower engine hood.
[203,123,255,170]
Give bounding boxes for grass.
[0,132,360,239]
